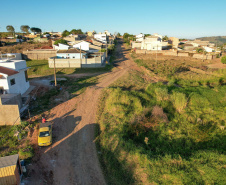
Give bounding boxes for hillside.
[196,36,226,46]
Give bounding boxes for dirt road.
[26,40,133,185]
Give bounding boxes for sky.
[0,0,226,39]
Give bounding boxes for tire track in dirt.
[26,40,132,185]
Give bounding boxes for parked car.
[38,122,52,146]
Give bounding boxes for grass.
[96,54,226,184]
[27,60,113,77]
[0,122,35,160]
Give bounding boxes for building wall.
[0,94,22,109]
[56,53,86,59]
[131,42,142,49]
[49,53,106,68]
[23,50,57,60]
[6,71,29,95]
[0,165,17,185]
[73,42,89,51]
[0,105,21,125]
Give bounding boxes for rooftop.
[0,154,19,168]
[0,66,19,76]
[57,48,86,53]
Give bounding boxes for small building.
[141,35,162,50]
[56,48,87,59]
[0,154,22,185]
[136,33,144,42]
[72,41,101,53]
[53,43,70,50]
[183,44,194,51]
[0,59,30,95]
[94,34,108,44]
[168,37,179,48]
[87,31,95,37]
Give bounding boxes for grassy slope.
[97,55,226,184]
[27,60,112,77]
[196,36,226,46]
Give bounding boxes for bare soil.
[25,40,135,185]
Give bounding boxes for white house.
[0,59,30,95]
[72,41,100,53]
[94,34,107,44]
[203,46,214,53]
[141,35,162,50]
[136,33,144,42]
[104,30,111,36]
[56,49,87,59]
[53,43,70,50]
[73,41,90,51]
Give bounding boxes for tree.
[6,25,15,37]
[20,25,30,34]
[54,39,68,45]
[162,35,169,41]
[221,56,226,64]
[62,30,70,37]
[30,27,42,34]
[70,29,83,35]
[144,34,151,37]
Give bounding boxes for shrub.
[54,39,67,45]
[170,91,187,113]
[221,56,226,64]
[155,87,169,101]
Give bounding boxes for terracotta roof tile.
[0,66,19,76]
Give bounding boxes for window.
[24,71,28,82]
[10,79,15,86]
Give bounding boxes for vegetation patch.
[96,55,226,184]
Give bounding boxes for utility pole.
[80,46,82,68]
[106,42,108,58]
[156,44,158,66]
[53,57,57,87]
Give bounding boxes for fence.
[135,49,216,60]
[23,49,57,60]
[48,53,106,68]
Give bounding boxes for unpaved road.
[26,40,133,185]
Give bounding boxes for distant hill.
[196,36,226,46]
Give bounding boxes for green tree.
[70,29,83,35]
[162,35,168,41]
[54,39,68,45]
[20,25,30,34]
[196,48,204,53]
[6,25,15,37]
[30,27,42,34]
[221,56,226,64]
[62,30,70,37]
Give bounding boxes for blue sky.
[0,0,225,39]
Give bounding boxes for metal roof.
[0,154,19,168]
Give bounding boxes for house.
[0,59,30,95]
[53,43,70,50]
[183,44,194,51]
[203,46,214,52]
[73,41,101,53]
[87,31,95,37]
[56,48,87,59]
[168,37,179,48]
[131,41,142,49]
[48,50,106,68]
[104,30,111,36]
[0,154,22,185]
[141,35,162,50]
[94,34,108,44]
[136,33,144,42]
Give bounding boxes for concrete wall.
[178,52,189,57]
[0,94,22,109]
[48,53,106,68]
[23,50,57,60]
[135,49,216,60]
[0,105,21,125]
